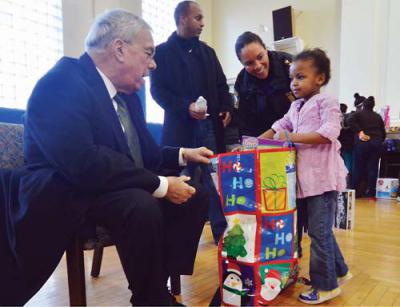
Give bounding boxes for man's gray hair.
[85,8,152,53]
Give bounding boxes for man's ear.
[112,39,125,62]
[179,15,186,27]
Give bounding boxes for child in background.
[260,48,351,304]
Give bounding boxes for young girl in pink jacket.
[260,48,351,305]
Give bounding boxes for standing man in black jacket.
[150,0,232,243]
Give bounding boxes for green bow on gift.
[263,174,286,189]
[263,174,286,210]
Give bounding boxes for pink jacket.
[272,93,347,199]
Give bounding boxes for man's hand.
[219,111,232,127]
[183,147,213,164]
[359,131,370,141]
[165,176,196,204]
[189,102,208,120]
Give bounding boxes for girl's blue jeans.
[304,191,349,290]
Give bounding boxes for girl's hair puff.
[294,48,331,86]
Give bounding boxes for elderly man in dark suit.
[0,9,211,306]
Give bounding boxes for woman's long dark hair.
[363,96,375,110]
[235,31,266,60]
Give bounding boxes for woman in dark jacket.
[233,32,307,256]
[233,31,294,138]
[348,96,386,197]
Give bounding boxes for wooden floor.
[27,197,400,306]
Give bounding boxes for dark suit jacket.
[150,32,232,153]
[0,53,180,304]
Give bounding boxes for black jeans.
[352,139,383,195]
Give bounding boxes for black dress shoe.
[130,292,185,306]
[168,293,185,306]
[355,192,363,198]
[298,246,303,258]
[364,189,376,198]
[209,287,221,306]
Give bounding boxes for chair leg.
[170,274,181,295]
[66,235,87,306]
[90,245,104,277]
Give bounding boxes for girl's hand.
[259,129,275,139]
[274,131,289,141]
[274,131,330,144]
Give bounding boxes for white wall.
[339,0,385,108]
[197,0,213,45]
[62,0,209,57]
[62,0,93,57]
[340,0,400,124]
[62,0,142,57]
[385,0,400,123]
[61,0,400,125]
[209,0,342,94]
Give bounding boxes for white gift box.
[376,178,399,199]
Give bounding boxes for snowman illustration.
[260,269,282,302]
[222,262,248,306]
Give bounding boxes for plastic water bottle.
[195,96,207,113]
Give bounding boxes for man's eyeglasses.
[123,40,155,62]
[142,48,155,62]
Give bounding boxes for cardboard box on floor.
[376,178,399,199]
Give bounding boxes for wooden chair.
[0,122,181,306]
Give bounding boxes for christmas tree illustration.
[223,218,247,259]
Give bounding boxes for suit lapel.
[77,53,130,156]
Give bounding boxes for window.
[0,0,63,110]
[142,0,181,124]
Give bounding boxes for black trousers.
[0,169,26,305]
[352,139,383,195]
[296,198,308,256]
[1,168,83,305]
[87,182,209,305]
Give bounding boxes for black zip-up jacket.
[150,32,232,153]
[347,109,386,141]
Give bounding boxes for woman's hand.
[230,145,243,152]
[219,111,232,127]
